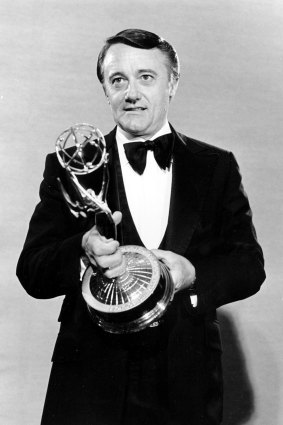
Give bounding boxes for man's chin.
[119,123,150,138]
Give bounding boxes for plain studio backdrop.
[0,1,282,424]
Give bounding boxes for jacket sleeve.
[16,153,85,299]
[185,152,266,315]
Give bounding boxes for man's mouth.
[124,107,146,111]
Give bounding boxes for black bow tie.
[123,133,173,175]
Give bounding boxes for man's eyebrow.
[108,69,158,80]
[108,71,125,80]
[137,69,158,75]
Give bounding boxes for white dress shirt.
[116,122,172,249]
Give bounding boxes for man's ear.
[169,75,179,101]
[103,86,111,105]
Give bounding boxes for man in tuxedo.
[17,29,265,425]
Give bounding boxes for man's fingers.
[104,255,127,279]
[96,248,123,269]
[151,249,195,292]
[151,249,172,265]
[83,230,119,256]
[81,211,124,276]
[112,211,122,226]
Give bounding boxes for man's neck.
[116,121,171,142]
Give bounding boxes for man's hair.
[97,28,180,84]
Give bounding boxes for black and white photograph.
[1,1,282,424]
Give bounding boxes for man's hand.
[152,249,196,293]
[82,211,126,279]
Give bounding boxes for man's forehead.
[103,43,168,74]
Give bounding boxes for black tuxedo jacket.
[17,126,265,425]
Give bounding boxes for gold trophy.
[56,123,174,334]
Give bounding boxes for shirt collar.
[116,121,171,147]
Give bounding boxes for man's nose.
[125,81,141,102]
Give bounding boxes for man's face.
[102,44,178,139]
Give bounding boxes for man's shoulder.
[44,145,82,178]
[175,131,230,156]
[103,125,231,159]
[43,150,64,179]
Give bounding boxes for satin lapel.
[165,130,219,255]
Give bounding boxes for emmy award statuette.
[55,123,174,334]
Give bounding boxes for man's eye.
[112,77,125,86]
[141,74,153,81]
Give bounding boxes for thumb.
[151,249,169,263]
[112,211,122,226]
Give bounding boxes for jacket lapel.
[165,129,219,255]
